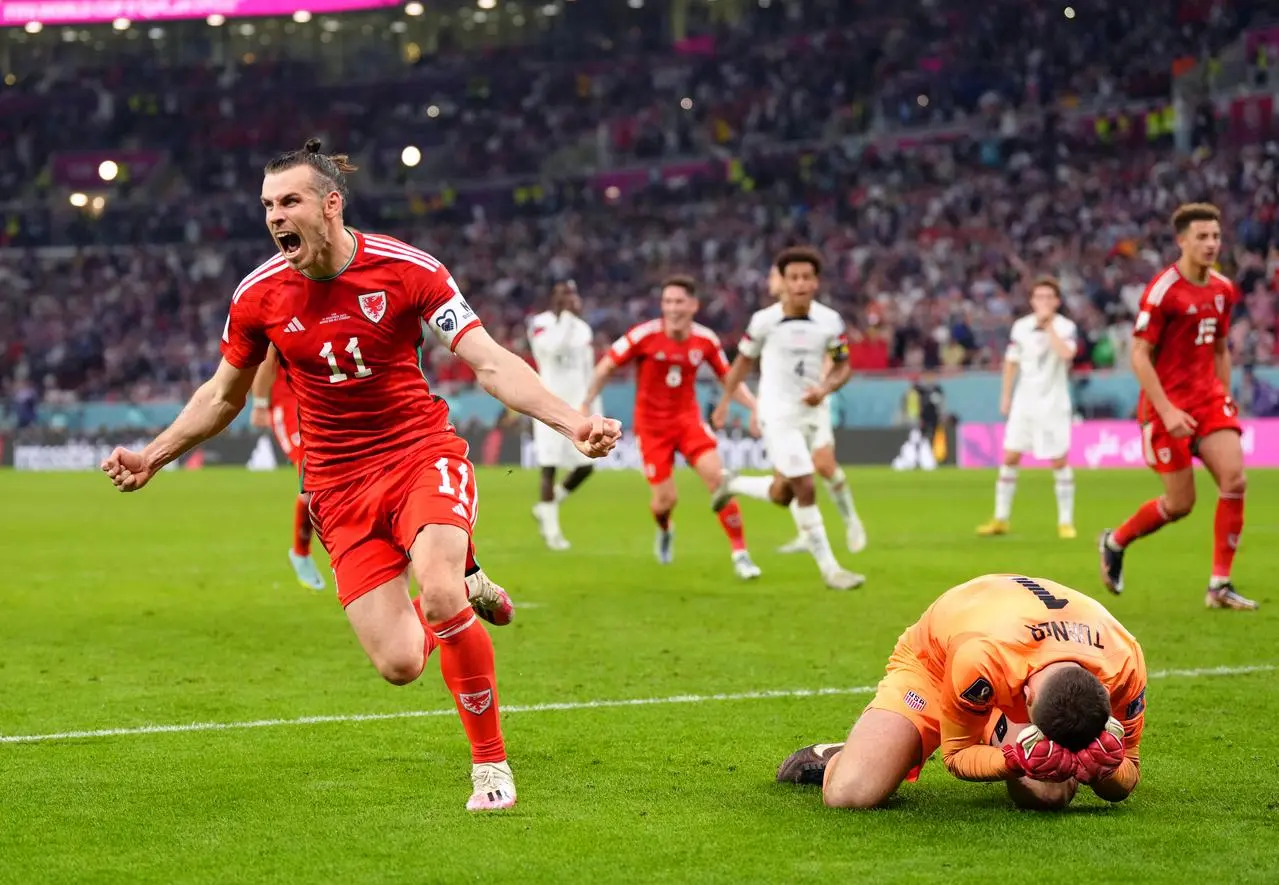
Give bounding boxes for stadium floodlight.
[477,0,496,9]
[426,104,441,118]
[627,0,643,8]
[207,14,225,26]
[293,11,312,22]
[680,97,693,110]
[112,18,129,30]
[401,146,422,167]
[98,160,119,182]
[405,1,424,15]
[69,193,88,208]
[91,196,106,211]
[1064,6,1076,18]
[24,21,43,34]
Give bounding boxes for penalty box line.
[1,663,1272,746]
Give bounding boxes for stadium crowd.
[2,0,1278,426]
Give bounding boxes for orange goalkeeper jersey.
[900,574,1147,779]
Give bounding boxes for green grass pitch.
[1,465,1276,884]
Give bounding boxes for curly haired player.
[777,574,1145,811]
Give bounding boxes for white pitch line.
[0,663,1271,746]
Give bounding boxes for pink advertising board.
[1,0,399,26]
[959,420,1279,469]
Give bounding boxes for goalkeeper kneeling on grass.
[778,573,1144,811]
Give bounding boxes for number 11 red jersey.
[1132,264,1237,423]
[220,230,481,491]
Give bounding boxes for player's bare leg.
[411,523,514,811]
[978,449,1021,536]
[650,479,679,565]
[693,450,760,579]
[788,474,863,590]
[1197,429,1257,610]
[344,571,435,686]
[777,709,922,809]
[1100,468,1195,594]
[288,492,326,590]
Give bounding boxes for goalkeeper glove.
[1072,716,1126,784]
[1001,725,1078,782]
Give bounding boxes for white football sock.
[995,465,1017,520]
[792,503,839,572]
[824,468,858,525]
[728,474,774,501]
[553,484,569,504]
[1053,467,1075,525]
[535,501,562,536]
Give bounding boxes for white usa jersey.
[738,301,849,424]
[528,310,596,408]
[1005,314,1077,416]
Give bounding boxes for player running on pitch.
[977,275,1079,539]
[1099,203,1257,610]
[777,573,1145,811]
[746,265,866,556]
[581,275,762,579]
[712,247,863,590]
[102,140,622,811]
[527,280,598,551]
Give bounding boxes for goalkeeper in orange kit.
[777,574,1145,811]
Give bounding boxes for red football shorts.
[307,434,477,607]
[1142,393,1241,474]
[634,418,719,485]
[271,396,304,468]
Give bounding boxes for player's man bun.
[775,245,823,276]
[264,138,359,209]
[1031,666,1111,752]
[1172,202,1222,234]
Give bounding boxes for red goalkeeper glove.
[1001,725,1078,782]
[1073,717,1126,784]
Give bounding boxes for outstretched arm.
[455,326,618,452]
[103,357,258,491]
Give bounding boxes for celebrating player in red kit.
[581,276,762,579]
[102,140,623,810]
[1099,203,1256,610]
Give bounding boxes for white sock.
[535,501,562,536]
[1053,467,1075,525]
[792,503,839,572]
[728,474,774,501]
[553,484,569,504]
[824,468,858,525]
[995,466,1017,520]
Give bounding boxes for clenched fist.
[101,447,155,493]
[574,414,622,458]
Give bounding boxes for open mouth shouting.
[275,231,303,260]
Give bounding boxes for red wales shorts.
[1142,394,1241,474]
[307,433,477,607]
[634,418,719,485]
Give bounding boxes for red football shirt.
[608,319,730,428]
[220,230,481,490]
[1133,263,1236,423]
